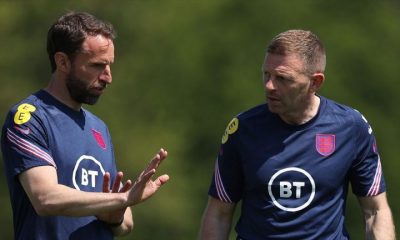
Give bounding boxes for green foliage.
[1,1,399,239]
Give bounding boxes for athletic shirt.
[209,96,385,239]
[1,90,118,239]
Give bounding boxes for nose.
[99,65,112,84]
[264,76,275,91]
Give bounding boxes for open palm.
[128,148,169,205]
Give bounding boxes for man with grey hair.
[199,29,395,239]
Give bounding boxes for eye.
[276,75,292,83]
[92,63,107,69]
[276,75,286,81]
[263,72,271,81]
[96,63,106,68]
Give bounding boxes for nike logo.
[14,125,31,135]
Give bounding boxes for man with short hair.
[1,11,169,239]
[199,29,395,239]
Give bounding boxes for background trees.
[1,1,398,239]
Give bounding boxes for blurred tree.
[0,0,398,239]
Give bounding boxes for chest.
[238,123,355,195]
[44,114,115,191]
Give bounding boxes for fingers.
[120,179,133,192]
[154,174,170,187]
[145,148,168,173]
[105,148,168,205]
[136,148,168,187]
[103,171,133,194]
[137,169,156,185]
[102,172,111,193]
[111,172,123,193]
[159,148,168,160]
[152,148,168,166]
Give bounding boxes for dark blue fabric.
[209,96,385,239]
[2,90,117,239]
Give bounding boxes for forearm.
[198,197,235,240]
[111,207,134,236]
[19,166,130,217]
[199,214,232,240]
[32,183,128,217]
[358,193,396,240]
[364,207,396,240]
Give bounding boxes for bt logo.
[72,155,105,191]
[81,168,99,187]
[268,167,315,212]
[279,181,305,198]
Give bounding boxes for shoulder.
[237,103,268,121]
[5,92,46,126]
[323,97,355,116]
[8,92,42,112]
[226,103,269,130]
[81,108,107,127]
[221,103,268,144]
[229,103,270,130]
[2,92,50,152]
[322,96,372,132]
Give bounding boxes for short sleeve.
[349,111,386,197]
[1,102,56,178]
[208,117,244,203]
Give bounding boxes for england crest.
[92,129,106,150]
[315,134,335,156]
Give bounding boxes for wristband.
[108,217,124,227]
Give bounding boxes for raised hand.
[127,148,169,205]
[97,171,132,224]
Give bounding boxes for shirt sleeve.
[2,102,56,178]
[350,110,386,197]
[208,117,244,203]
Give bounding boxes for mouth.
[267,96,280,102]
[91,86,106,95]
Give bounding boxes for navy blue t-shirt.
[209,96,385,239]
[1,90,118,239]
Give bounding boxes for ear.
[310,73,325,92]
[54,52,71,73]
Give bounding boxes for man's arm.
[97,171,134,236]
[19,165,129,216]
[357,192,396,240]
[110,207,133,236]
[198,196,236,240]
[19,148,169,218]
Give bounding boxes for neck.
[45,74,81,111]
[280,95,321,125]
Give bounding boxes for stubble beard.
[66,72,100,105]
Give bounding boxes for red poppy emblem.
[315,134,335,156]
[92,129,106,150]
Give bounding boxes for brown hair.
[267,30,326,74]
[47,11,116,72]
